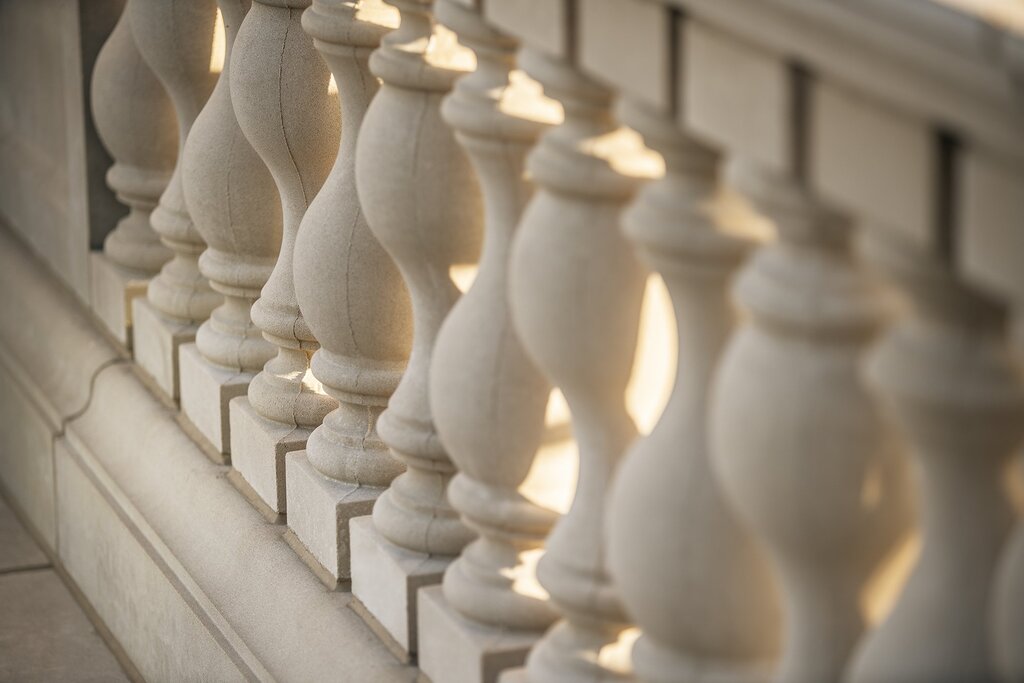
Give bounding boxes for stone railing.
[4,0,1024,681]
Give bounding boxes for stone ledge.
[0,224,418,682]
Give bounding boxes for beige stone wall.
[0,0,122,302]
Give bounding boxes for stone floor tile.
[0,496,48,573]
[0,569,128,682]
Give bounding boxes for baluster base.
[90,251,151,349]
[419,585,540,683]
[349,515,451,656]
[284,452,382,581]
[132,297,198,401]
[228,397,310,513]
[179,343,253,457]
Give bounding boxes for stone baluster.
[285,0,410,582]
[847,233,1023,683]
[179,0,282,457]
[228,0,340,513]
[348,0,481,656]
[606,103,781,683]
[710,162,912,683]
[416,2,561,680]
[89,0,176,346]
[508,48,647,682]
[129,0,221,399]
[993,321,1024,683]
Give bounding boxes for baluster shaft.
[848,232,1023,683]
[228,0,339,512]
[608,103,780,683]
[510,48,646,682]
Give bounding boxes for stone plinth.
[285,452,381,582]
[132,296,196,400]
[89,251,149,348]
[179,343,252,456]
[229,397,309,514]
[350,515,450,656]
[418,586,539,683]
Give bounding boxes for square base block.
[285,452,382,581]
[498,669,527,683]
[229,397,310,514]
[132,297,197,401]
[179,343,253,456]
[350,515,451,655]
[418,585,540,683]
[89,251,149,347]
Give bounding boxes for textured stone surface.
[56,439,248,683]
[485,0,568,57]
[0,228,119,427]
[63,364,418,682]
[179,343,251,455]
[418,586,538,683]
[89,251,148,348]
[0,569,128,683]
[229,397,310,513]
[684,20,792,173]
[959,150,1024,303]
[350,515,450,655]
[0,226,121,550]
[285,452,381,581]
[0,227,416,681]
[0,495,47,573]
[0,0,119,305]
[810,80,934,247]
[132,296,195,400]
[579,0,671,110]
[0,361,58,550]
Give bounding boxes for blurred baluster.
[129,0,220,398]
[89,0,175,347]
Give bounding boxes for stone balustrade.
[1,0,1022,681]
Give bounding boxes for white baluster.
[847,232,1023,683]
[509,48,647,682]
[607,103,781,683]
[417,2,560,680]
[179,0,282,456]
[228,0,339,513]
[129,0,221,398]
[348,0,480,655]
[285,0,409,581]
[90,0,175,346]
[711,163,912,683]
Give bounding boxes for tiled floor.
[0,495,129,682]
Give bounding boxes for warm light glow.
[626,275,676,436]
[505,548,549,601]
[301,367,325,394]
[354,0,400,29]
[860,463,883,510]
[581,127,664,180]
[930,0,1024,35]
[497,70,563,125]
[714,184,776,243]
[427,23,476,72]
[522,443,578,515]
[328,74,338,96]
[861,532,920,625]
[209,8,226,74]
[517,278,676,513]
[598,627,642,674]
[449,264,478,293]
